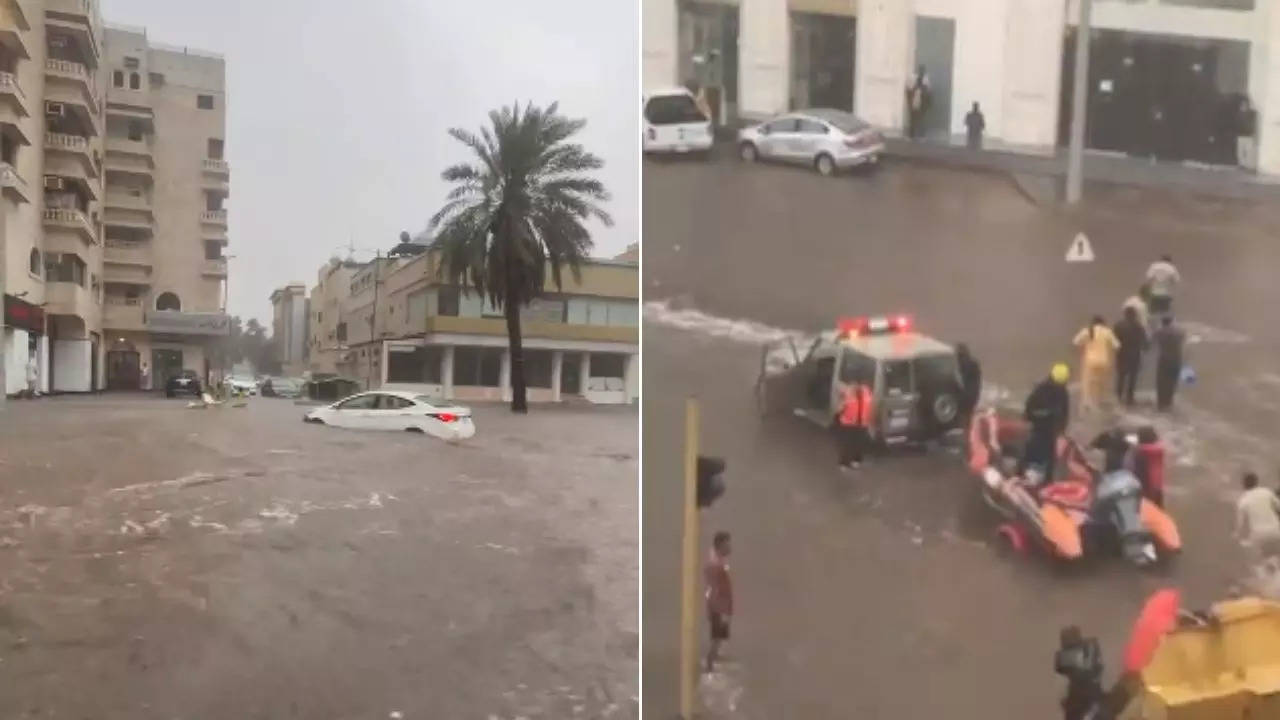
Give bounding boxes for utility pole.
[679,398,700,719]
[368,250,381,390]
[1065,0,1093,205]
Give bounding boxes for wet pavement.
[0,396,637,719]
[642,155,1280,718]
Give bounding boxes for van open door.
[756,336,810,417]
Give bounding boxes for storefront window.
[453,346,503,387]
[387,346,443,384]
[523,350,553,388]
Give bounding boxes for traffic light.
[697,456,726,508]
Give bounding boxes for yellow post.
[679,397,701,719]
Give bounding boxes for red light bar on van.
[838,315,912,338]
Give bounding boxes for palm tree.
[430,102,612,413]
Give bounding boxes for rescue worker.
[1122,293,1150,332]
[956,343,982,429]
[1055,625,1104,720]
[1073,316,1119,413]
[837,380,874,470]
[1132,427,1166,507]
[1153,316,1186,412]
[1145,254,1181,320]
[1023,364,1071,483]
[1236,472,1280,563]
[1113,306,1147,407]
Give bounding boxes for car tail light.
[434,412,457,423]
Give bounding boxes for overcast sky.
[104,0,639,326]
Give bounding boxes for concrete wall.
[643,0,679,90]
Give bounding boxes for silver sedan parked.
[736,108,884,176]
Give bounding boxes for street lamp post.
[1066,0,1093,205]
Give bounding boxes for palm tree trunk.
[505,284,529,414]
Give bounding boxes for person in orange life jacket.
[837,382,874,470]
[1132,426,1166,507]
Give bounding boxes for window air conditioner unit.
[44,175,64,190]
[45,102,65,117]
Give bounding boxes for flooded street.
[642,155,1280,718]
[0,397,637,719]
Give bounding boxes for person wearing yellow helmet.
[1023,364,1072,483]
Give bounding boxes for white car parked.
[227,375,258,396]
[737,108,884,176]
[303,390,476,441]
[643,87,714,156]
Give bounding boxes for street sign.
[1066,233,1095,263]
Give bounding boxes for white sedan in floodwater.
[304,390,476,441]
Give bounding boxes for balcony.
[200,209,228,227]
[45,281,95,320]
[202,224,228,245]
[102,263,149,284]
[147,309,230,337]
[45,135,99,185]
[105,191,151,213]
[45,58,99,117]
[202,158,230,176]
[0,70,28,120]
[103,208,153,235]
[201,258,227,277]
[43,207,95,244]
[102,296,144,331]
[104,137,153,181]
[104,238,150,267]
[202,174,229,197]
[0,161,29,203]
[45,0,101,65]
[0,0,31,61]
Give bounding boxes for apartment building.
[269,282,308,377]
[312,247,640,405]
[100,25,229,391]
[1,2,229,395]
[308,257,363,376]
[645,0,1280,172]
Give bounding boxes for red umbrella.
[1124,588,1182,672]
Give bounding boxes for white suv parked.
[643,88,714,156]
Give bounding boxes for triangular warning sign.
[1066,232,1095,263]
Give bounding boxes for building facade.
[1,2,229,396]
[644,0,1280,172]
[309,248,640,405]
[307,258,362,377]
[269,282,308,376]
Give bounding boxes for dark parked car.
[261,377,304,398]
[165,370,203,398]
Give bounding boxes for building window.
[208,138,224,159]
[590,353,626,379]
[437,287,460,316]
[148,72,164,87]
[124,56,139,69]
[387,346,443,384]
[127,121,143,142]
[197,94,214,110]
[1,132,16,164]
[112,70,124,88]
[129,72,140,90]
[45,253,86,285]
[28,248,40,276]
[155,292,181,311]
[523,350,553,388]
[453,347,502,387]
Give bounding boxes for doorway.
[152,348,183,391]
[913,15,956,141]
[678,0,739,127]
[561,352,582,395]
[107,347,140,390]
[791,13,856,112]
